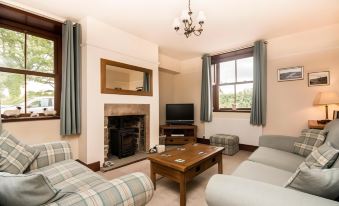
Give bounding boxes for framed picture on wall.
[277,66,304,82]
[308,71,330,87]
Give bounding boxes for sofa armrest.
[205,175,338,206]
[49,172,154,206]
[259,135,298,153]
[29,141,72,171]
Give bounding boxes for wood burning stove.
[109,128,137,158]
[107,115,145,159]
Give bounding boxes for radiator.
[204,118,262,146]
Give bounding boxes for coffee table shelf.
[148,143,224,206]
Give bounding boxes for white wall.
[172,57,205,138]
[159,71,175,125]
[264,24,339,136]
[80,17,159,164]
[159,54,181,73]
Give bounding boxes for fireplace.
[104,104,150,163]
[107,115,145,159]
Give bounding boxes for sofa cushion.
[324,119,339,149]
[54,170,106,192]
[29,159,91,185]
[232,160,293,186]
[293,129,327,157]
[0,129,40,174]
[285,162,339,200]
[29,141,72,171]
[305,142,339,169]
[0,172,64,206]
[248,147,305,172]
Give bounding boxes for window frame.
[212,47,254,113]
[0,20,62,122]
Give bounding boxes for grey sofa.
[205,119,339,206]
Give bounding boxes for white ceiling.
[5,0,339,60]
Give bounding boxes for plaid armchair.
[27,141,154,206]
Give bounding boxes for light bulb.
[172,18,180,30]
[197,11,206,23]
[180,10,190,21]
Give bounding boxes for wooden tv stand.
[160,124,197,145]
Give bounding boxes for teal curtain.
[60,21,81,135]
[0,103,2,131]
[143,73,149,92]
[250,40,267,126]
[200,54,213,122]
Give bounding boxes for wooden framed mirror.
[100,58,153,96]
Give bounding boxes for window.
[212,47,254,112]
[0,5,62,121]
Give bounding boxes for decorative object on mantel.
[3,107,21,117]
[172,0,206,38]
[136,87,143,92]
[308,71,330,87]
[314,91,339,123]
[277,66,304,81]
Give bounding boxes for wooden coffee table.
[148,143,224,206]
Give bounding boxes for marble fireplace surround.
[104,104,150,161]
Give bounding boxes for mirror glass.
[106,65,149,92]
[101,59,152,96]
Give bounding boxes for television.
[166,104,194,125]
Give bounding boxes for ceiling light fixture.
[172,0,206,38]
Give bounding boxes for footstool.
[210,134,239,155]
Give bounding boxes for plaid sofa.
[26,141,154,206]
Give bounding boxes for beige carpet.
[97,150,252,206]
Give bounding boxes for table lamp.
[314,91,339,123]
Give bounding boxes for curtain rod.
[209,40,268,57]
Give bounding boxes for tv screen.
[166,104,194,124]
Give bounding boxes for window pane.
[26,75,54,113]
[0,28,25,69]
[0,72,25,114]
[219,85,235,109]
[237,57,253,82]
[27,35,54,73]
[219,61,235,84]
[236,83,253,108]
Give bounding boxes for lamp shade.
[314,92,339,105]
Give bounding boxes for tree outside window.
[0,26,58,116]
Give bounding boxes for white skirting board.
[204,118,262,146]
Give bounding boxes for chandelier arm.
[188,16,193,28]
[193,30,202,36]
[183,21,189,31]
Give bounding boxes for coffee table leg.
[180,175,186,206]
[150,162,156,190]
[218,155,223,174]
